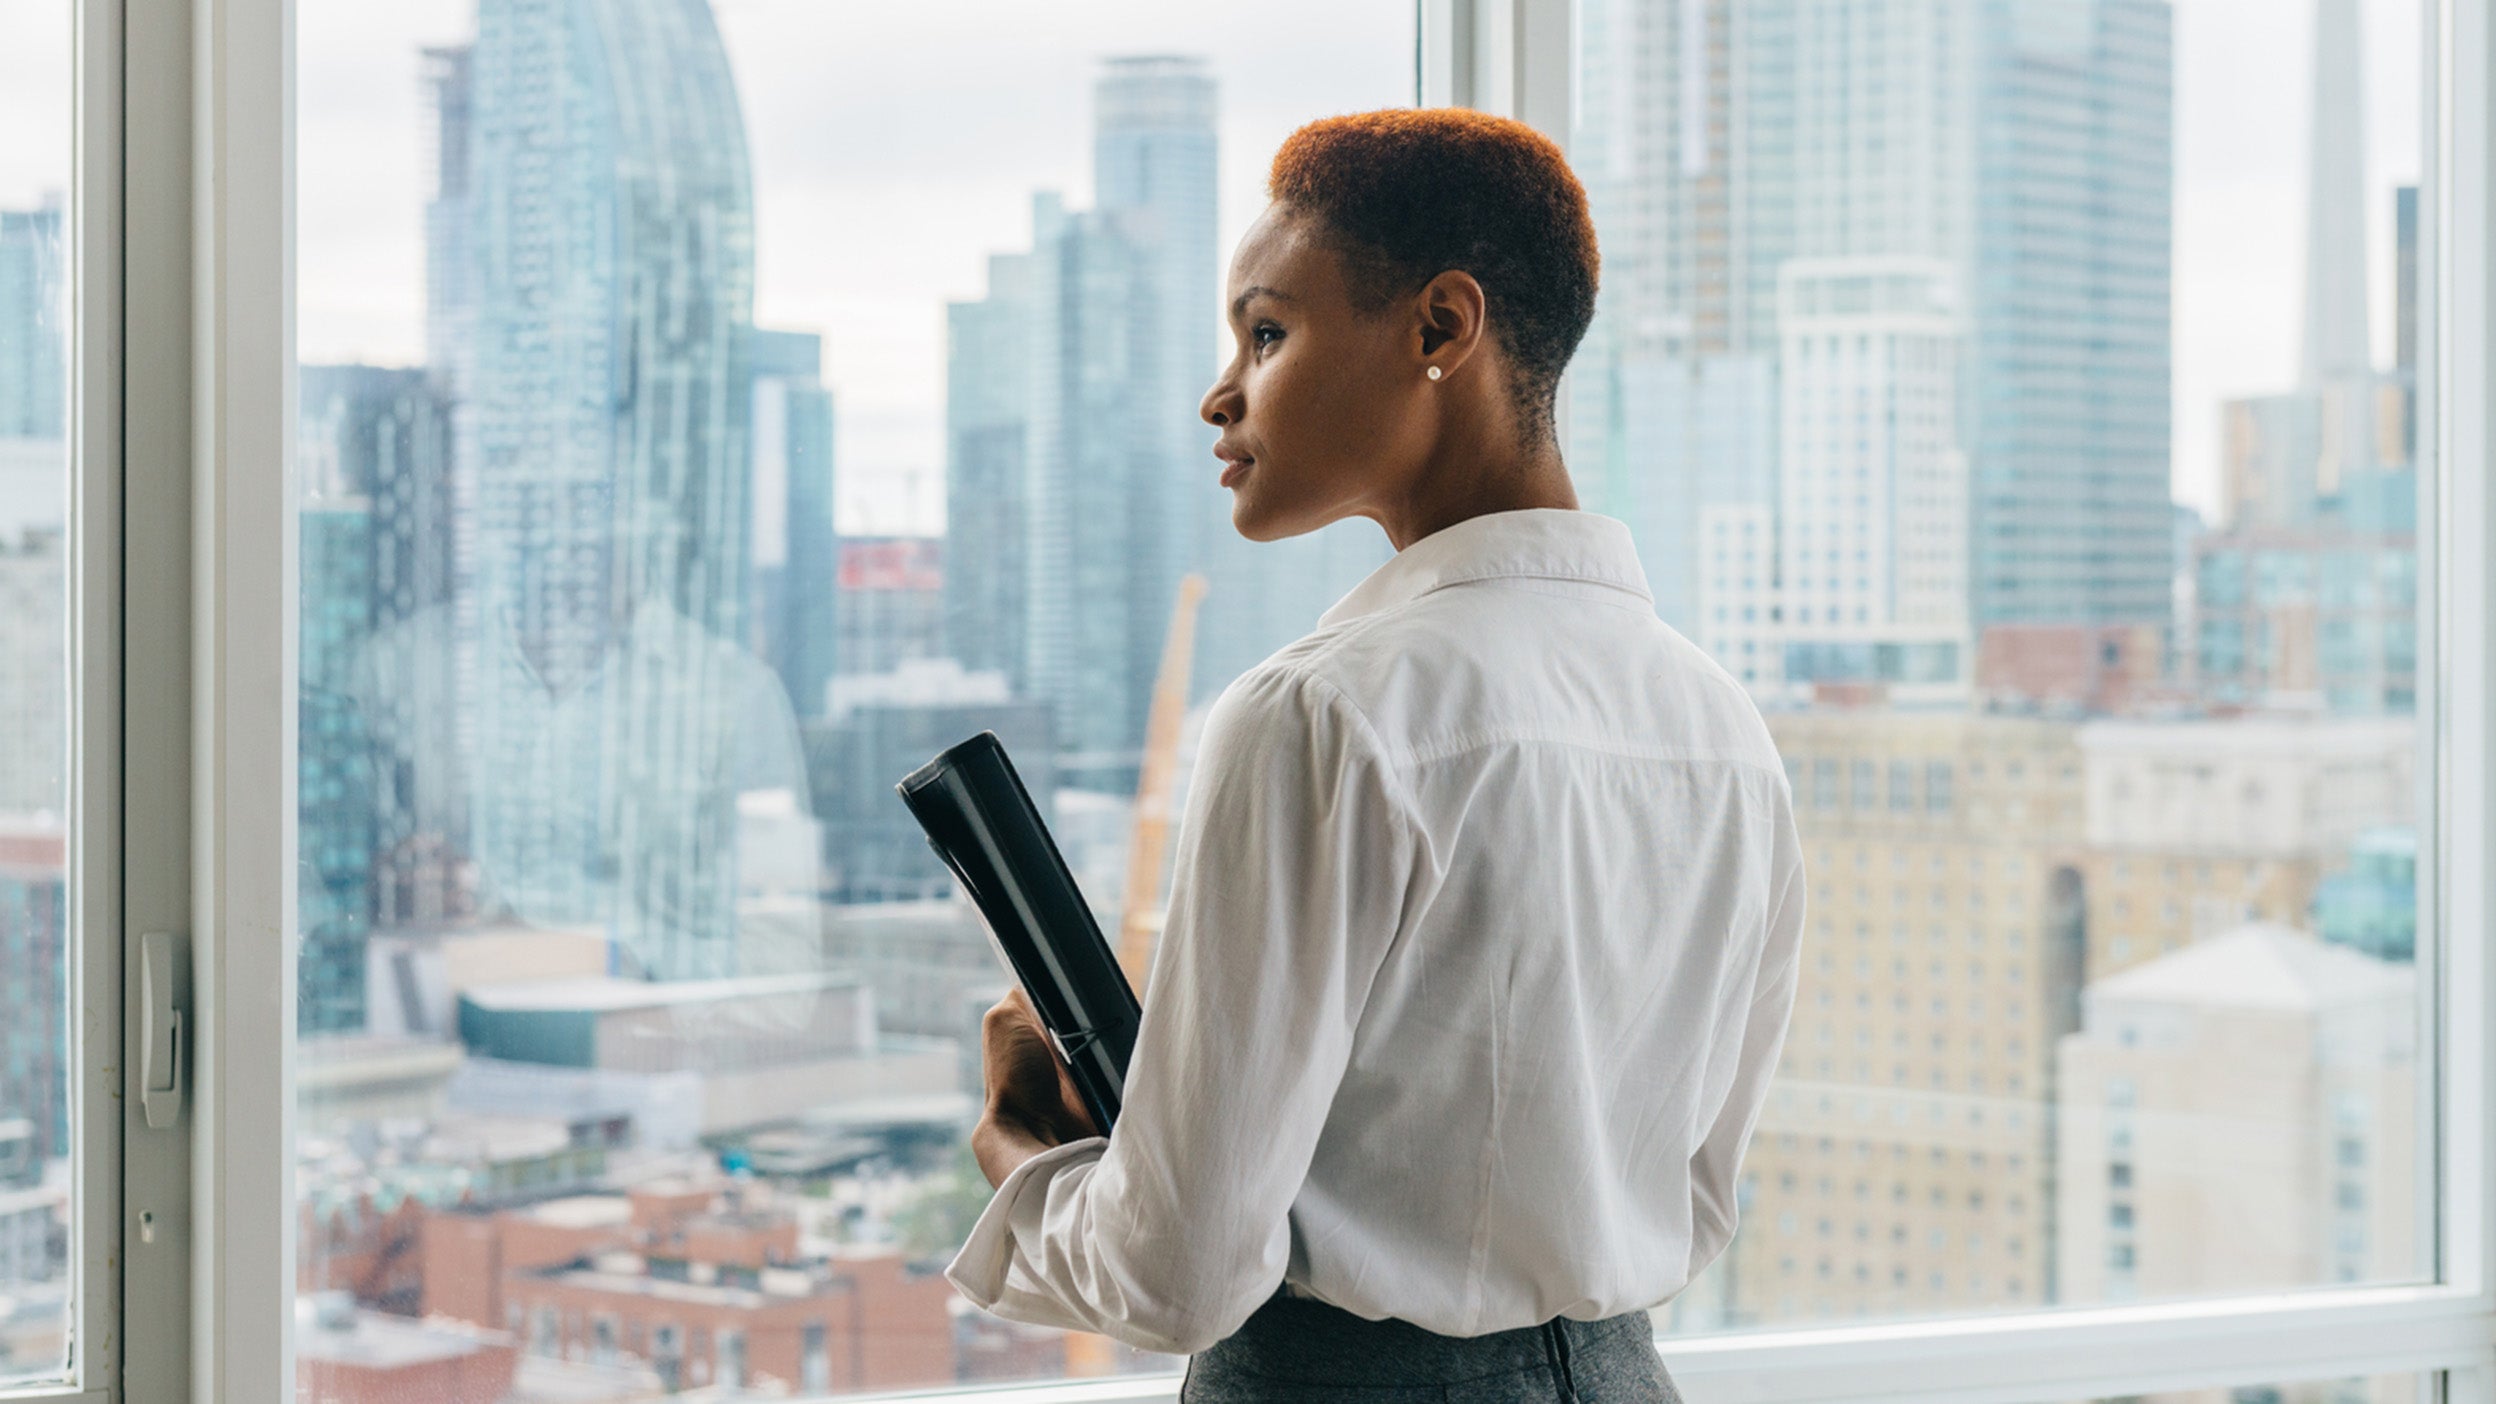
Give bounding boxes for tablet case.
[895,730,1141,1133]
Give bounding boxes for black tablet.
[895,731,1141,1134]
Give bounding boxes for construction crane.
[1116,572,1208,991]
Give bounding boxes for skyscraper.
[751,328,840,720]
[397,0,802,980]
[945,250,1034,692]
[1778,258,1970,697]
[1966,0,2175,631]
[1012,61,1225,788]
[297,364,456,1031]
[1570,0,2173,690]
[1568,0,1786,665]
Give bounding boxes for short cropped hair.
[1269,108,1599,437]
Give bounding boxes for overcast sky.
[0,0,2425,532]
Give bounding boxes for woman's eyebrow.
[1229,285,1295,317]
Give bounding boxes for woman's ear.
[1416,270,1488,372]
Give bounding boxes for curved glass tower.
[436,0,783,978]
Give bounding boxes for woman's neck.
[1376,432,1579,551]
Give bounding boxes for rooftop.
[459,969,859,1014]
[294,1296,510,1368]
[2089,922,2412,1012]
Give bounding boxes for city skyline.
[0,0,2446,1392]
[260,0,2421,536]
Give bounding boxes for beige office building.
[2075,717,2413,980]
[1700,709,2088,1328]
[2057,924,2419,1404]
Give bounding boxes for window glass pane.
[293,0,1409,1395]
[1574,0,2431,1332]
[0,0,73,1388]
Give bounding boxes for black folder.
[895,731,1141,1133]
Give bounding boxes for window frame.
[151,0,2496,1400]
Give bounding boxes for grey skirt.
[1180,1292,1684,1403]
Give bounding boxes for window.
[1573,0,2445,1346]
[290,0,1411,1396]
[60,0,2496,1400]
[0,8,73,1391]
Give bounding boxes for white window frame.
[148,0,2494,1400]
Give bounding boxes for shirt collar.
[1317,508,1653,630]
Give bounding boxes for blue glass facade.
[752,328,841,720]
[1968,0,2174,630]
[386,0,809,980]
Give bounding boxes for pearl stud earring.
[1426,365,1443,381]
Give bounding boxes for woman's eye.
[1251,324,1283,352]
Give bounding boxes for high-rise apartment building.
[1569,0,1785,652]
[296,365,458,1029]
[1966,0,2173,631]
[945,251,1034,693]
[1571,0,2172,690]
[948,60,1382,775]
[402,0,791,979]
[751,328,840,720]
[1778,258,1970,699]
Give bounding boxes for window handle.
[140,931,188,1130]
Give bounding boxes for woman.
[948,109,1805,1402]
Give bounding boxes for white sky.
[0,0,2426,531]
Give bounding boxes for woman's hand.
[970,987,1104,1188]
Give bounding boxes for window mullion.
[187,0,297,1397]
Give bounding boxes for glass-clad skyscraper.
[1967,0,2173,630]
[375,0,806,980]
[1570,0,2173,697]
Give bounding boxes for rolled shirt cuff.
[945,1135,1111,1322]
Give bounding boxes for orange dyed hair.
[1269,108,1599,435]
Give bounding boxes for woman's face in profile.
[1200,204,1433,543]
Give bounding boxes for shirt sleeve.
[945,664,1416,1356]
[1684,782,1807,1282]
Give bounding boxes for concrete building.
[2056,925,2418,1308]
[295,1293,518,1404]
[1722,710,2087,1326]
[2076,716,2415,979]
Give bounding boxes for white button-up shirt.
[948,507,1806,1355]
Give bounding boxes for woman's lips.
[1219,456,1252,487]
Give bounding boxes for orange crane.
[1116,572,1208,991]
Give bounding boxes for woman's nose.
[1201,376,1239,428]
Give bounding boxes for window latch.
[140,932,188,1130]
